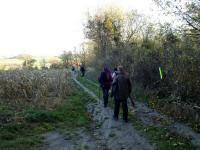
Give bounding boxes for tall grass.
[0,69,71,103]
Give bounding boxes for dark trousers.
[81,71,85,77]
[102,88,109,107]
[114,99,128,121]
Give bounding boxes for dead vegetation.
[149,99,200,132]
[0,69,71,104]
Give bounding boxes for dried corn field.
[0,69,71,102]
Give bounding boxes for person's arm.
[98,72,104,86]
[111,77,117,97]
[98,74,101,83]
[110,73,113,82]
[127,78,132,96]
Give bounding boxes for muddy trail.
[76,75,200,149]
[42,76,155,150]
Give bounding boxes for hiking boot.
[113,116,118,121]
[123,119,128,123]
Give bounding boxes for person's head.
[114,67,117,72]
[117,65,125,74]
[103,66,110,72]
[103,67,109,72]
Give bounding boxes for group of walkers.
[71,64,86,77]
[98,66,132,123]
[72,64,132,122]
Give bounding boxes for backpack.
[114,74,131,100]
[105,71,112,82]
[98,70,113,88]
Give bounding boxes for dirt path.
[77,74,200,148]
[73,77,155,150]
[43,128,107,150]
[86,100,154,150]
[42,76,155,150]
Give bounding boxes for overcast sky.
[0,0,175,57]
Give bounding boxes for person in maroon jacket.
[98,67,113,107]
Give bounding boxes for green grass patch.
[0,81,94,149]
[77,75,101,97]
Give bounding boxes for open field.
[0,56,61,70]
[0,58,23,70]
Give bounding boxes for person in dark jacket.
[111,66,132,122]
[71,66,75,71]
[80,65,86,77]
[98,67,113,107]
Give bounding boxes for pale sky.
[0,0,175,57]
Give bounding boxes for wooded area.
[83,0,200,107]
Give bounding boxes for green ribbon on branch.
[159,67,163,79]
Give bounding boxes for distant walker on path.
[71,66,76,77]
[80,64,86,77]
